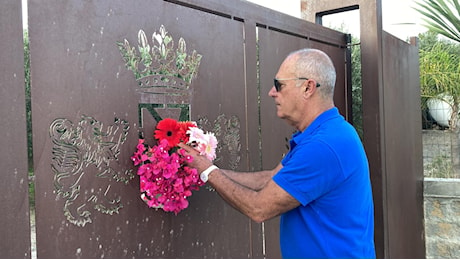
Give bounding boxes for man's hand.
[178,143,214,174]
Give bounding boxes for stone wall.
[424,178,460,258]
[422,131,459,258]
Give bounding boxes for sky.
[247,0,428,41]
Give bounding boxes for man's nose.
[268,86,277,97]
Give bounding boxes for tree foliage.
[415,0,460,43]
[419,31,460,129]
[418,30,460,177]
[24,29,32,169]
[350,39,362,139]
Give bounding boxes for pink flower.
[187,127,207,144]
[202,132,218,161]
[187,127,218,161]
[132,119,217,214]
[131,139,148,166]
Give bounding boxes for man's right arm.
[220,163,283,191]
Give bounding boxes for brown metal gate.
[0,0,424,258]
[23,0,350,258]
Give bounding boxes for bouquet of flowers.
[131,118,218,214]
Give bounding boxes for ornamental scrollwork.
[196,114,241,170]
[49,115,133,227]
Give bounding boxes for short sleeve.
[273,140,345,206]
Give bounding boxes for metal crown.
[118,25,202,91]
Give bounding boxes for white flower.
[187,127,218,161]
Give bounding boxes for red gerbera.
[179,121,197,143]
[154,118,181,149]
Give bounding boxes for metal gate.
[0,0,424,258]
[26,0,349,258]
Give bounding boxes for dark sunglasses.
[273,77,320,92]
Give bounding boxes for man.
[179,48,375,258]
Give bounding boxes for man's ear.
[303,80,316,97]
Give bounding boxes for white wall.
[246,0,301,18]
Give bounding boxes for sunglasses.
[273,77,320,92]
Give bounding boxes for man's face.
[269,59,304,124]
[269,79,302,121]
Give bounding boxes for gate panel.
[258,30,350,176]
[0,0,31,258]
[28,0,349,258]
[163,2,254,258]
[258,25,349,258]
[29,0,253,258]
[258,29,309,258]
[382,33,425,258]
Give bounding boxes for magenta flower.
[131,119,217,214]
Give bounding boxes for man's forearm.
[220,165,280,191]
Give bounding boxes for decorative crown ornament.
[117,25,202,93]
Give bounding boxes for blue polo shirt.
[272,107,375,259]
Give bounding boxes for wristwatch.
[200,165,219,183]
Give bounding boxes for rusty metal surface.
[28,0,349,258]
[0,0,31,258]
[29,0,249,258]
